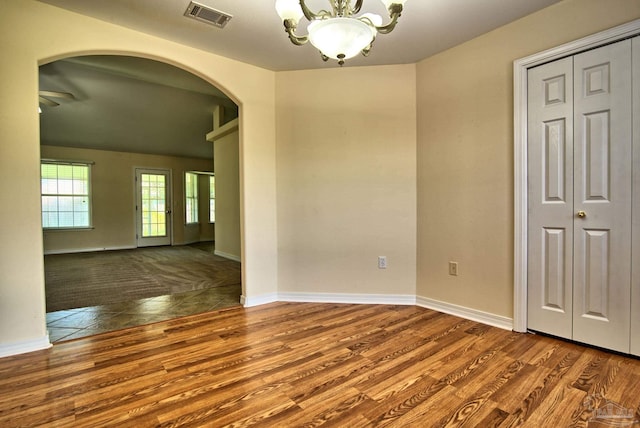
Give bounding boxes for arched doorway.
[0,2,280,357]
[39,55,242,341]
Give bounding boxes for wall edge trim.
[214,250,241,262]
[43,245,136,255]
[0,335,52,358]
[242,293,278,307]
[416,295,513,331]
[277,292,416,305]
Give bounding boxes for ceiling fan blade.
[39,90,75,100]
[39,96,59,107]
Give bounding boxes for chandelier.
[275,0,408,66]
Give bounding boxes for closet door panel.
[631,36,640,357]
[527,57,574,338]
[572,40,632,353]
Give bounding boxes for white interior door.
[632,37,640,357]
[135,168,172,247]
[527,57,574,338]
[528,39,633,353]
[571,40,632,353]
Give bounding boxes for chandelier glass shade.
[275,0,408,66]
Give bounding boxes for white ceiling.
[36,0,563,159]
[39,56,237,159]
[39,0,563,71]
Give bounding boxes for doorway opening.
[39,55,242,342]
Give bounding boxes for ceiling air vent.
[184,2,232,28]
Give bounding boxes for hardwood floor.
[1,302,639,427]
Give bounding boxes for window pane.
[58,165,73,179]
[45,212,59,228]
[75,212,89,227]
[42,178,58,194]
[58,212,74,227]
[58,196,73,212]
[185,173,198,224]
[73,179,86,194]
[73,197,88,213]
[41,162,91,229]
[42,196,58,211]
[42,212,51,228]
[209,176,215,222]
[41,164,58,179]
[58,179,73,194]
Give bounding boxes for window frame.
[184,172,199,225]
[40,159,93,230]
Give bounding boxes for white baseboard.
[214,250,241,262]
[44,245,135,255]
[241,292,414,308]
[241,293,511,332]
[0,335,52,358]
[242,293,278,307]
[278,292,416,306]
[416,295,513,331]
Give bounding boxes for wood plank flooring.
[1,302,639,427]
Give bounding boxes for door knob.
[577,210,586,218]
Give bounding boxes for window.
[41,161,91,229]
[185,172,198,224]
[209,175,215,223]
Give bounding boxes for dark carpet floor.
[44,244,241,312]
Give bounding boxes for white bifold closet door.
[632,37,640,357]
[527,37,636,354]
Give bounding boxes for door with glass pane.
[135,169,171,247]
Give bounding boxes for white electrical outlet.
[449,261,458,276]
[378,256,387,269]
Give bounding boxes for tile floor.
[46,284,241,343]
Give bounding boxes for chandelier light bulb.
[360,13,383,27]
[275,0,304,24]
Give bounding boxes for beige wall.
[276,65,417,297]
[416,0,640,318]
[214,131,241,260]
[41,145,213,253]
[0,0,277,351]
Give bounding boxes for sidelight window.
[209,175,215,223]
[185,172,198,224]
